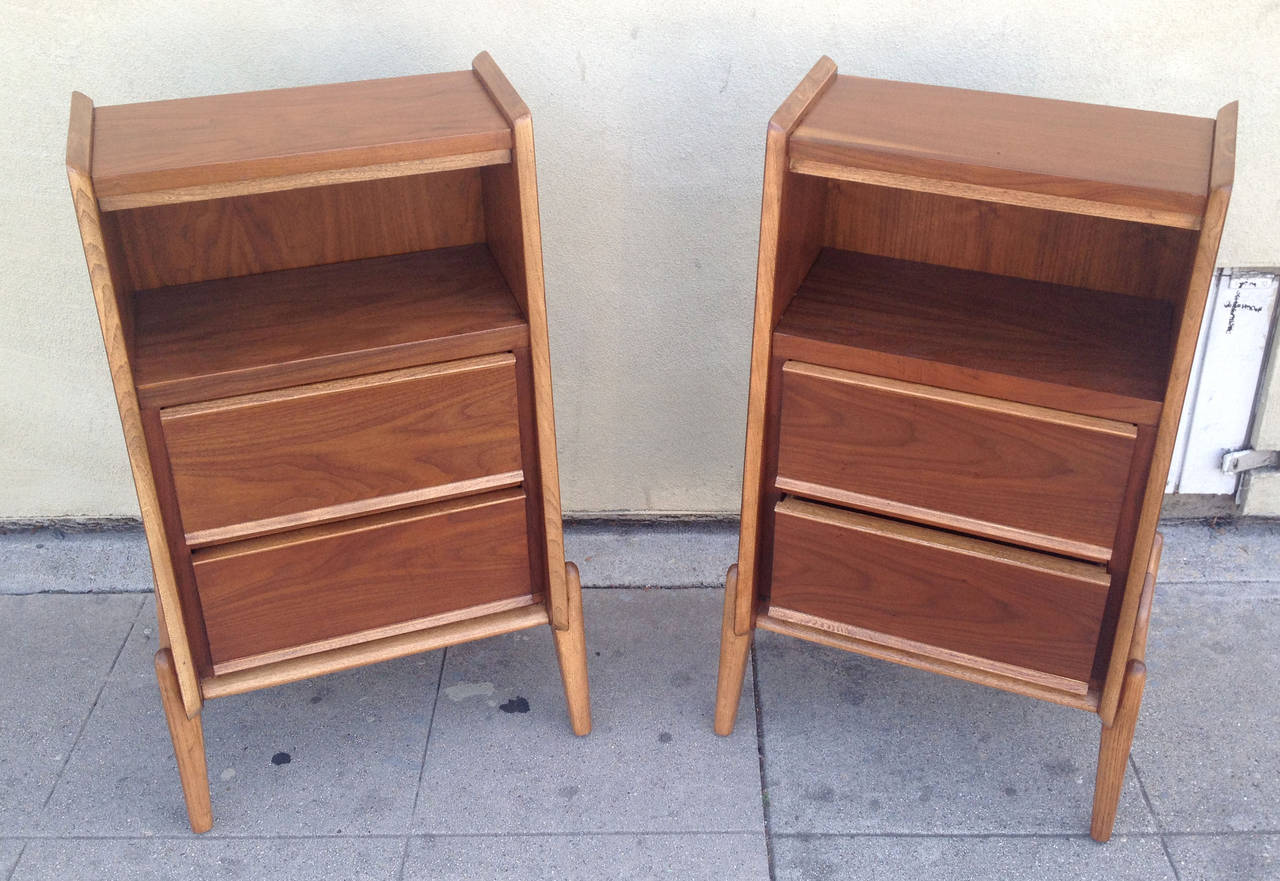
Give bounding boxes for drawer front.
[770,497,1110,689]
[162,353,523,546]
[192,490,534,672]
[776,361,1137,562]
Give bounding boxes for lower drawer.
[769,497,1109,690]
[192,489,534,673]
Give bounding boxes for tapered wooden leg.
[553,562,592,736]
[714,565,752,736]
[1091,659,1147,842]
[154,648,212,833]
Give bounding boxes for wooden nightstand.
[714,56,1234,841]
[66,53,590,833]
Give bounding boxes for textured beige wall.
[2,0,1277,517]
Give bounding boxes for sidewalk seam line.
[1129,752,1181,881]
[4,841,25,881]
[395,834,410,881]
[39,595,144,809]
[751,641,777,881]
[409,646,448,827]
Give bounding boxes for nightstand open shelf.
[132,243,529,406]
[774,247,1173,423]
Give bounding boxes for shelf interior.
[132,244,528,407]
[773,248,1173,422]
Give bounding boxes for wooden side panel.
[162,355,523,546]
[113,169,486,289]
[771,170,828,319]
[482,160,529,317]
[472,52,568,629]
[140,407,214,674]
[776,363,1137,561]
[192,491,533,671]
[1097,103,1236,723]
[734,56,839,635]
[66,92,202,714]
[513,345,550,596]
[824,179,1198,301]
[770,499,1109,686]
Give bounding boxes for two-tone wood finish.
[716,56,1233,843]
[68,55,590,834]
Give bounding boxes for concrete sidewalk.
[0,519,1277,880]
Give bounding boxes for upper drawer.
[161,353,523,547]
[776,362,1138,562]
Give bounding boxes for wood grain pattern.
[154,648,211,833]
[161,355,523,545]
[112,168,486,290]
[734,56,839,637]
[770,498,1109,685]
[714,564,752,736]
[791,75,1214,223]
[132,244,528,407]
[192,490,533,671]
[756,612,1098,712]
[1091,659,1147,841]
[473,51,569,631]
[822,179,1199,303]
[92,71,512,199]
[767,604,1089,696]
[66,92,202,716]
[776,362,1137,561]
[201,603,550,699]
[1087,423,1157,686]
[215,595,539,675]
[513,346,551,599]
[100,149,510,211]
[139,407,213,674]
[553,562,592,736]
[1097,104,1235,724]
[773,248,1173,419]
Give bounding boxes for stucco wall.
[3,1,1277,517]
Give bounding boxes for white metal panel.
[1168,271,1279,494]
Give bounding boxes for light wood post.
[714,565,753,735]
[154,648,212,833]
[1091,659,1147,842]
[553,562,592,735]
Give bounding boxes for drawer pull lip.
[185,470,524,549]
[161,352,515,417]
[781,360,1139,440]
[98,150,514,212]
[775,477,1113,564]
[192,486,527,562]
[776,496,1110,586]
